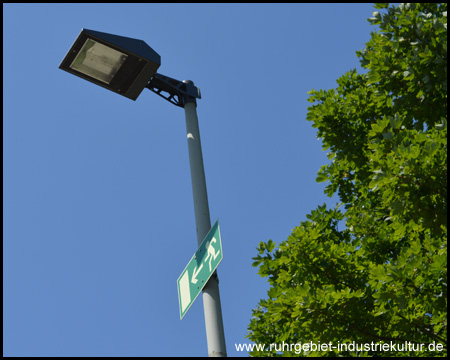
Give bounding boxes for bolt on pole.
[182,84,227,357]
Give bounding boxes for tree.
[247,3,447,357]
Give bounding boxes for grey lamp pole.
[183,86,227,357]
[58,29,226,356]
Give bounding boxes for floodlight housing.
[59,29,161,100]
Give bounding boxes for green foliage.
[248,3,447,357]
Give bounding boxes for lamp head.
[59,29,161,100]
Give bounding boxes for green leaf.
[374,3,389,9]
[315,173,327,183]
[389,113,402,129]
[382,131,393,140]
[435,117,446,130]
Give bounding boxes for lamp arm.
[145,73,201,108]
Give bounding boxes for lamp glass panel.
[70,39,128,84]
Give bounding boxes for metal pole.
[183,82,227,357]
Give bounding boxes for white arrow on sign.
[191,264,203,284]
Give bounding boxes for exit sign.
[177,220,223,319]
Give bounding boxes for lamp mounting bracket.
[146,73,201,108]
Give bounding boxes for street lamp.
[60,29,226,357]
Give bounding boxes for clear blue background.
[4,3,375,356]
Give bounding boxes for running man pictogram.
[204,237,220,272]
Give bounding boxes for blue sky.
[4,3,377,356]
